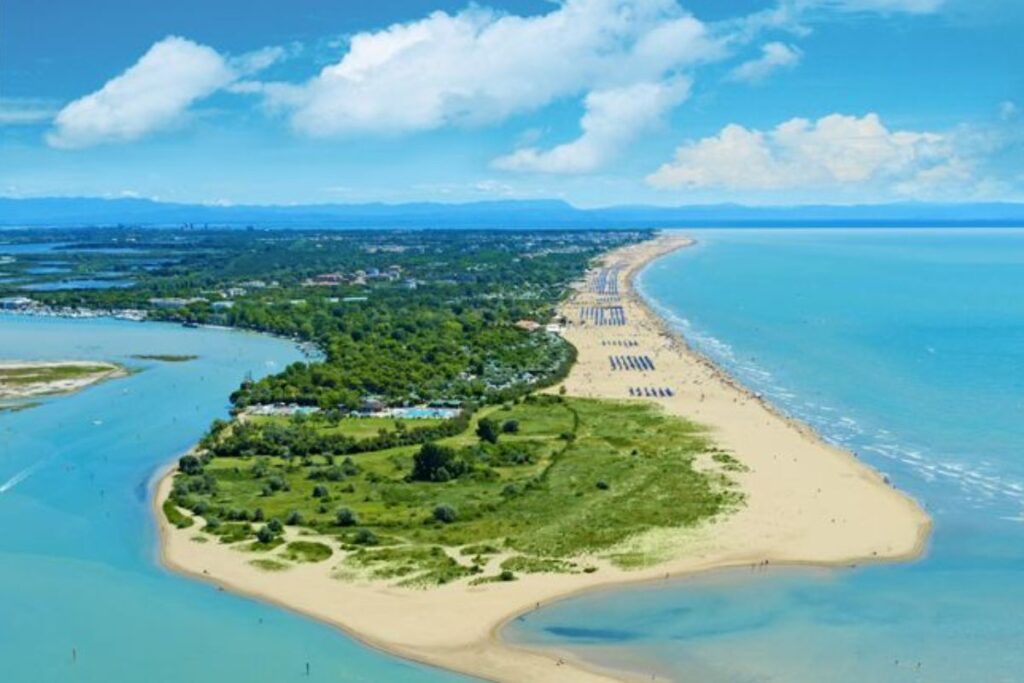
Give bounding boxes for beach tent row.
[591,265,623,295]
[578,305,626,326]
[601,340,639,347]
[609,355,655,371]
[629,387,675,397]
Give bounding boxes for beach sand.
[0,360,126,400]
[155,233,930,683]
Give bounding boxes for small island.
[0,360,126,401]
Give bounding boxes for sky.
[1,0,1021,207]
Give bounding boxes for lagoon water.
[506,229,1024,682]
[0,315,470,682]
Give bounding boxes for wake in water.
[0,462,43,494]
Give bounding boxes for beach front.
[156,233,931,683]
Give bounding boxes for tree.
[476,418,499,444]
[433,504,457,524]
[411,442,464,482]
[256,525,275,544]
[286,510,304,525]
[312,484,329,498]
[267,518,283,533]
[179,454,203,475]
[336,507,358,527]
[501,419,519,434]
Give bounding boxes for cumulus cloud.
[493,79,689,173]
[728,42,802,83]
[647,113,965,197]
[260,0,720,143]
[46,37,285,149]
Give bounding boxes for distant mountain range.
[2,196,1024,228]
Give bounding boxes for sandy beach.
[0,360,126,400]
[155,233,931,683]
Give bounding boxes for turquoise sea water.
[506,229,1024,682]
[0,314,471,683]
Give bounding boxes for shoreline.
[154,232,931,683]
[0,359,128,401]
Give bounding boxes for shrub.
[285,510,304,525]
[336,507,359,527]
[411,442,466,482]
[596,480,609,490]
[433,504,458,524]
[501,419,520,434]
[267,518,283,533]
[179,454,204,475]
[256,525,275,544]
[312,484,329,498]
[476,418,500,444]
[499,569,516,581]
[353,528,378,545]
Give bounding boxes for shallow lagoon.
[0,314,472,682]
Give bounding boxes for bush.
[256,525,275,544]
[336,507,359,527]
[353,528,378,545]
[476,418,500,444]
[596,480,609,490]
[179,454,204,475]
[501,419,520,434]
[285,510,304,525]
[411,442,466,482]
[433,504,458,524]
[312,484,329,498]
[267,518,283,533]
[499,569,516,581]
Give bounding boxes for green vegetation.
[170,395,742,586]
[0,363,113,386]
[6,229,644,410]
[281,541,333,563]
[162,498,194,529]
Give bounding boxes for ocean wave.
[636,277,1024,516]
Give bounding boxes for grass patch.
[281,540,333,563]
[162,498,194,529]
[249,558,290,572]
[500,555,578,574]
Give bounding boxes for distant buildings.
[0,296,33,310]
[148,297,206,308]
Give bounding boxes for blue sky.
[2,0,1021,206]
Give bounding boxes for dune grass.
[172,395,743,585]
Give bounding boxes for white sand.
[156,234,930,683]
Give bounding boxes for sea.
[505,228,1024,683]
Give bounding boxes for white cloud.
[260,0,721,141]
[648,113,965,198]
[0,98,59,125]
[493,78,689,173]
[728,42,803,83]
[48,36,238,149]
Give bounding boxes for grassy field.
[168,395,743,586]
[0,363,114,385]
[246,414,445,441]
